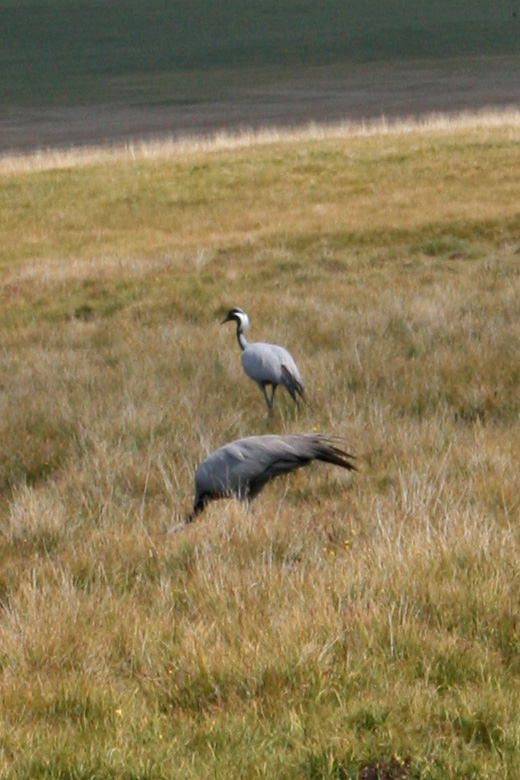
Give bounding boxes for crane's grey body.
[241,341,301,392]
[187,433,356,521]
[222,307,304,415]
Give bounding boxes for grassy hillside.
[1,112,520,778]
[2,0,519,107]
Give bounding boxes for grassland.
[1,111,520,778]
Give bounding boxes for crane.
[184,432,357,523]
[222,307,305,415]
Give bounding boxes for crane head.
[221,307,250,330]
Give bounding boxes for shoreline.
[2,55,520,156]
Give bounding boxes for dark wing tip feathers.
[315,435,358,472]
[281,364,305,398]
[331,445,358,472]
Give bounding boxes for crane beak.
[221,313,232,324]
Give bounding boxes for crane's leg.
[259,383,273,416]
[270,384,277,409]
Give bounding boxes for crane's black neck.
[187,493,210,522]
[235,320,248,351]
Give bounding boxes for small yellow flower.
[115,708,123,718]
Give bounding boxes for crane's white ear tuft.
[241,312,250,330]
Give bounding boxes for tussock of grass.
[1,110,520,778]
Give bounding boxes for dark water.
[1,0,519,152]
[2,56,520,154]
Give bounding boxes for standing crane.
[183,432,357,523]
[222,307,305,416]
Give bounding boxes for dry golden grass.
[2,107,520,176]
[1,110,520,778]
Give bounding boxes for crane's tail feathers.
[281,365,306,404]
[297,385,311,408]
[315,437,358,472]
